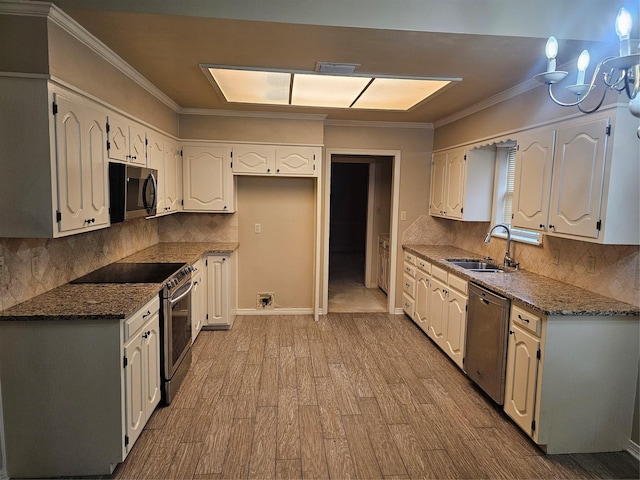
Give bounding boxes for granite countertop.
[403,244,639,317]
[0,242,239,322]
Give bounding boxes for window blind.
[503,146,517,225]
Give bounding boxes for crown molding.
[180,107,327,121]
[0,0,181,113]
[324,119,433,129]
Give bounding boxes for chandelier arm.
[548,84,586,107]
[624,67,639,99]
[577,87,609,114]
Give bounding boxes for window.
[492,144,541,245]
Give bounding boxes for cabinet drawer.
[416,257,431,274]
[431,265,448,283]
[404,251,417,266]
[404,262,417,278]
[402,273,416,298]
[448,273,468,295]
[125,296,160,341]
[511,304,542,336]
[402,292,415,317]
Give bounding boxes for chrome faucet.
[485,223,519,269]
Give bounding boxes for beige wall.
[0,15,49,74]
[237,176,315,310]
[324,124,433,311]
[47,21,178,136]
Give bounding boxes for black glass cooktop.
[71,262,187,284]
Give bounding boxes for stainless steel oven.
[161,267,194,405]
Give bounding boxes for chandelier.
[535,7,640,119]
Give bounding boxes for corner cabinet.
[182,144,235,213]
[504,302,639,454]
[0,296,162,478]
[0,78,111,237]
[429,146,495,221]
[203,252,237,329]
[147,133,183,216]
[512,106,639,244]
[232,144,321,177]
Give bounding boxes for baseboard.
[394,307,405,315]
[236,308,314,316]
[628,439,640,460]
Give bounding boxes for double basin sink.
[447,259,505,272]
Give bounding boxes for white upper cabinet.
[183,145,234,212]
[232,144,320,177]
[55,95,110,234]
[147,131,166,213]
[429,146,495,221]
[106,114,146,166]
[147,133,182,215]
[511,130,555,232]
[548,118,608,239]
[513,107,639,244]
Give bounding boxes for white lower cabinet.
[426,265,468,369]
[504,302,639,453]
[191,257,205,342]
[0,295,161,477]
[203,252,237,329]
[123,298,161,452]
[413,258,431,334]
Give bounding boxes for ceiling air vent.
[314,62,360,74]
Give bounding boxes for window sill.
[491,230,542,246]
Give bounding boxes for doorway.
[327,156,392,313]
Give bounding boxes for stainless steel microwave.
[109,162,158,223]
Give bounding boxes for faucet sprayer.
[484,223,519,269]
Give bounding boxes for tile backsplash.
[404,215,638,306]
[0,213,237,311]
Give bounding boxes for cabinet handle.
[518,314,530,323]
[548,224,555,230]
[142,332,148,339]
[509,330,514,335]
[142,310,152,319]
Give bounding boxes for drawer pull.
[142,310,152,319]
[518,314,530,323]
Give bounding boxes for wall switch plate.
[552,250,560,265]
[587,256,596,274]
[254,223,261,234]
[400,211,407,221]
[31,256,39,276]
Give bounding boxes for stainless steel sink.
[447,259,503,272]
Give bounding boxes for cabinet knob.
[548,224,555,230]
[267,168,271,172]
[509,330,514,335]
[277,169,280,173]
[539,224,545,229]
[224,205,227,210]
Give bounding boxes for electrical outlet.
[31,256,39,276]
[586,256,596,274]
[256,292,274,309]
[254,223,261,234]
[552,250,560,265]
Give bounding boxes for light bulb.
[615,8,632,56]
[545,36,558,72]
[576,50,590,85]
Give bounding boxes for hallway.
[328,252,387,313]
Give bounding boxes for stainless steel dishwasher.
[465,282,511,404]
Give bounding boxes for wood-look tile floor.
[110,314,640,480]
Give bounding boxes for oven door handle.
[168,280,194,306]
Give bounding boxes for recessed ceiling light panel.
[354,78,451,110]
[292,74,371,108]
[208,68,290,105]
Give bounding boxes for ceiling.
[49,0,639,125]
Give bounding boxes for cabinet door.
[504,324,540,436]
[183,145,233,212]
[147,132,165,214]
[233,144,275,174]
[414,272,430,334]
[429,152,447,216]
[445,288,467,369]
[124,333,145,451]
[428,277,447,349]
[445,148,466,219]
[548,118,608,239]
[84,106,110,228]
[164,139,182,213]
[144,316,161,416]
[129,124,146,166]
[275,146,317,176]
[107,115,129,162]
[191,259,205,342]
[205,255,229,326]
[512,130,555,232]
[55,95,86,233]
